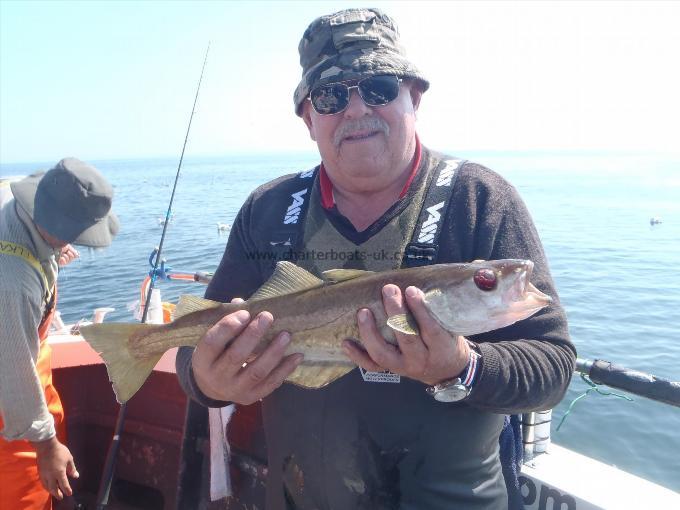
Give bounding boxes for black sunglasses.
[308,75,402,115]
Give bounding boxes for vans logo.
[270,237,292,247]
[299,169,315,179]
[417,201,445,243]
[283,188,308,224]
[436,161,458,187]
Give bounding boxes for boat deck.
[49,331,189,509]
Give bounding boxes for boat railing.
[522,357,680,461]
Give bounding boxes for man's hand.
[191,305,304,405]
[57,244,79,267]
[32,436,79,500]
[343,284,470,386]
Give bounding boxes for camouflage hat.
[294,8,429,116]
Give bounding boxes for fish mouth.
[507,260,552,307]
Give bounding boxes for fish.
[80,259,551,403]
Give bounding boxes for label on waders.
[360,367,401,383]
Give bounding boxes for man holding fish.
[179,7,574,509]
[82,7,574,509]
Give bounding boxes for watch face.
[434,383,469,402]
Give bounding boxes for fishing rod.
[575,357,680,408]
[95,43,211,510]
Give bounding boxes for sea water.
[2,150,679,492]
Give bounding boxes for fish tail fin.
[80,323,162,404]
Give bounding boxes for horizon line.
[3,147,680,168]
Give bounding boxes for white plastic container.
[145,288,164,324]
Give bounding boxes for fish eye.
[474,268,497,291]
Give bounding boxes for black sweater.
[177,148,575,414]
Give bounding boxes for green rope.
[556,373,634,432]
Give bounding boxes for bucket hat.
[11,157,119,247]
[294,8,429,116]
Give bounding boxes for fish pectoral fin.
[80,323,161,403]
[250,261,324,301]
[321,268,375,283]
[387,313,420,335]
[286,364,354,389]
[423,288,443,302]
[175,295,222,319]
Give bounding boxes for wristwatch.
[426,343,481,402]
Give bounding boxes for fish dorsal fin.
[175,294,222,319]
[322,268,374,283]
[387,313,420,336]
[250,261,324,302]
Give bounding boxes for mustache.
[333,117,390,146]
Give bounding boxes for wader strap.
[0,240,53,304]
[266,167,318,265]
[400,160,525,507]
[266,159,464,269]
[403,159,465,267]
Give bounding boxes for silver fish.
[81,259,551,403]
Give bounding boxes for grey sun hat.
[294,7,429,116]
[10,157,119,247]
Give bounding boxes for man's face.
[302,79,422,188]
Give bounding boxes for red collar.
[319,135,422,210]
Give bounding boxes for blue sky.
[1,1,679,164]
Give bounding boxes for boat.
[43,285,680,510]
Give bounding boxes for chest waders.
[262,157,499,510]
